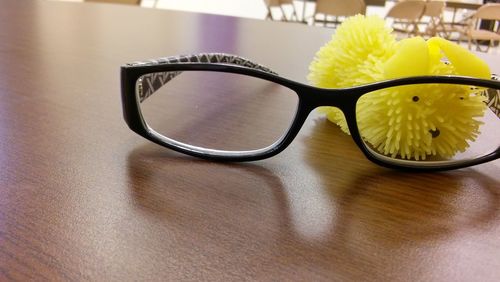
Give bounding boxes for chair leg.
[280,6,288,21]
[266,8,273,20]
[285,2,298,21]
[474,39,484,52]
[412,22,420,36]
[291,6,298,21]
[487,39,493,53]
[407,23,413,37]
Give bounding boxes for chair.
[463,3,500,51]
[385,1,427,36]
[421,1,449,37]
[312,0,366,27]
[263,0,298,22]
[85,0,141,4]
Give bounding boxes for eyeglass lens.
[137,71,299,152]
[356,83,499,165]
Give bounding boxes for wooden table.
[0,0,499,280]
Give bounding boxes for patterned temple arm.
[129,53,278,102]
[487,74,500,118]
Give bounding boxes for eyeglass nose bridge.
[298,85,365,111]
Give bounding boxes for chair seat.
[468,29,500,41]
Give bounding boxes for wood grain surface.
[0,0,499,281]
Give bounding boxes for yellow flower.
[308,15,491,160]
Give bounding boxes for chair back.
[473,3,500,21]
[315,0,366,17]
[423,1,446,18]
[386,1,426,21]
[465,3,500,51]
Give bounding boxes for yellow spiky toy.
[308,15,491,160]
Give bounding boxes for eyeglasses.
[121,53,500,171]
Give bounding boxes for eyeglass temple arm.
[133,53,279,102]
[487,74,500,118]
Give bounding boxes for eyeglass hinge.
[136,78,143,100]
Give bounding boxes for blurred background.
[50,0,500,52]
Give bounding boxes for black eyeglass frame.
[121,55,500,171]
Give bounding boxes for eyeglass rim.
[121,57,500,171]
